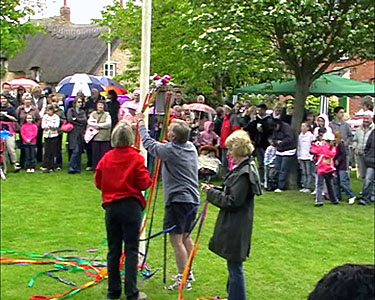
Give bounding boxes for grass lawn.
[1,157,374,300]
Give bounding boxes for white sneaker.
[30,168,35,173]
[26,168,31,173]
[348,196,356,205]
[303,188,311,193]
[299,188,305,192]
[166,275,192,291]
[311,190,316,195]
[171,272,195,282]
[274,189,282,193]
[86,167,93,171]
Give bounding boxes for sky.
[31,0,120,24]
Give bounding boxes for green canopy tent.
[234,74,375,97]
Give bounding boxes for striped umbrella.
[56,73,104,97]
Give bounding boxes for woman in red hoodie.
[94,122,152,300]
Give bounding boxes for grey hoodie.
[139,125,200,206]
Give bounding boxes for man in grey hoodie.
[135,114,200,290]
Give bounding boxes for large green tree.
[188,0,374,134]
[0,0,43,60]
[260,0,374,135]
[95,0,271,103]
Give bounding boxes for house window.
[30,66,40,81]
[103,61,117,78]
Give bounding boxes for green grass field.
[1,160,374,300]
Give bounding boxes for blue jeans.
[227,261,246,300]
[299,160,314,189]
[275,155,295,190]
[316,173,338,204]
[23,144,36,168]
[335,170,355,201]
[68,141,83,173]
[362,167,375,203]
[105,199,142,300]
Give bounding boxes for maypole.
[139,0,152,264]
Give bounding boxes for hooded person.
[197,120,220,147]
[313,114,332,139]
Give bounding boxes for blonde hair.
[226,129,254,158]
[111,122,134,148]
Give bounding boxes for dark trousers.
[43,137,58,170]
[227,260,246,300]
[55,134,63,168]
[221,148,229,177]
[316,172,338,203]
[105,199,142,300]
[254,147,265,182]
[36,127,43,163]
[275,155,295,190]
[92,140,111,170]
[85,140,93,168]
[24,144,36,168]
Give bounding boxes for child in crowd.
[198,145,221,181]
[298,122,315,193]
[41,104,60,172]
[333,131,356,204]
[264,138,277,191]
[20,114,38,173]
[313,114,332,139]
[196,121,220,147]
[310,132,339,206]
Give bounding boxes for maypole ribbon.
[178,201,210,300]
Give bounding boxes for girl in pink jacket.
[197,121,220,147]
[310,132,339,206]
[20,114,38,173]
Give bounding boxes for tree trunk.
[214,74,223,103]
[288,76,311,189]
[291,77,310,137]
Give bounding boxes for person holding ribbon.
[135,114,200,291]
[95,122,151,300]
[201,129,262,300]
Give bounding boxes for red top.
[94,147,152,209]
[219,115,241,148]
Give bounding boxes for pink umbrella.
[9,78,39,89]
[185,103,216,114]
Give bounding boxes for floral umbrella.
[184,103,216,114]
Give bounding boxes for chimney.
[60,0,71,22]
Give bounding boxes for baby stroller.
[198,145,221,182]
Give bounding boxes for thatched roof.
[8,18,119,84]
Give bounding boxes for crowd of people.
[1,81,374,207]
[1,80,374,300]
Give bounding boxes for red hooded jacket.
[94,147,152,208]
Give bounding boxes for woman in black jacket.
[66,96,87,173]
[202,129,261,300]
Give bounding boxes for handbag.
[84,126,99,143]
[61,122,74,133]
